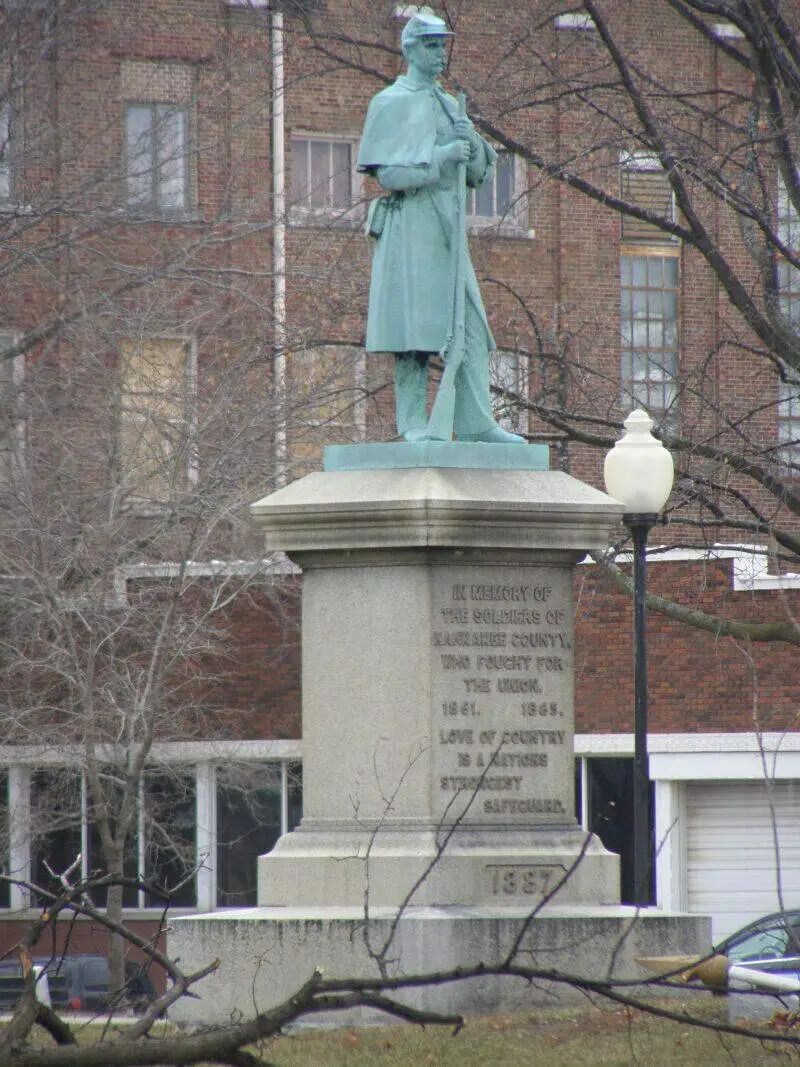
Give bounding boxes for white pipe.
[729,964,800,995]
[280,759,289,836]
[8,765,30,911]
[195,762,217,911]
[271,6,287,484]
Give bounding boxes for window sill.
[119,207,203,224]
[120,500,190,519]
[468,219,535,240]
[620,236,681,250]
[289,208,365,230]
[0,906,201,919]
[0,201,34,216]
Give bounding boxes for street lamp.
[604,409,674,907]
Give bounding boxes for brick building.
[0,0,798,954]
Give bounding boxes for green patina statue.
[357,12,526,444]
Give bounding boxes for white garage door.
[686,780,800,943]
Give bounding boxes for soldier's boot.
[395,353,431,442]
[459,425,527,444]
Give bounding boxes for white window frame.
[554,11,597,31]
[119,335,198,507]
[1,741,302,912]
[394,4,428,16]
[124,102,191,215]
[0,102,13,206]
[291,343,367,440]
[777,379,800,471]
[289,133,363,226]
[467,151,531,237]
[712,21,745,39]
[619,152,680,431]
[490,348,528,434]
[620,253,680,431]
[777,175,800,328]
[0,330,25,478]
[619,150,678,243]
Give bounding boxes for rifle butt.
[426,361,459,441]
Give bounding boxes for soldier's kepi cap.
[401,12,454,48]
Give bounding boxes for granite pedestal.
[169,444,710,1023]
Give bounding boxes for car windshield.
[723,915,800,963]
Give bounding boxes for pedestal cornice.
[250,468,624,559]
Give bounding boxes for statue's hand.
[453,117,480,152]
[438,139,471,165]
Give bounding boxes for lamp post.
[604,409,674,907]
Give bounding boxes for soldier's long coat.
[357,76,498,354]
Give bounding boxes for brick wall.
[216,558,798,742]
[1,0,797,747]
[575,557,800,734]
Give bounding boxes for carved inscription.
[486,863,566,898]
[432,571,573,823]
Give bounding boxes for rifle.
[426,90,467,442]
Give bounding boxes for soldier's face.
[408,36,447,78]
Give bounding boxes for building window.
[0,331,24,484]
[125,104,189,213]
[620,255,679,429]
[30,770,84,904]
[216,762,302,907]
[620,152,676,243]
[0,773,8,908]
[711,21,745,39]
[620,152,679,429]
[0,103,13,204]
[575,755,653,905]
[554,11,597,30]
[86,777,139,907]
[31,768,195,907]
[777,381,800,470]
[777,179,800,327]
[142,771,197,907]
[119,337,195,503]
[290,343,367,444]
[15,753,300,911]
[467,152,528,233]
[290,137,358,219]
[468,151,513,219]
[490,349,527,434]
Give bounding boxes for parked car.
[0,963,67,1011]
[43,955,157,1013]
[0,955,156,1014]
[715,909,800,976]
[709,910,800,1022]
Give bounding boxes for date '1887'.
[486,864,565,897]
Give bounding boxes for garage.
[686,780,800,942]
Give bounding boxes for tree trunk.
[106,863,125,996]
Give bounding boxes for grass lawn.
[259,999,800,1066]
[16,997,800,1065]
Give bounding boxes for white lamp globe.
[604,409,674,515]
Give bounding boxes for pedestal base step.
[257,826,620,908]
[168,905,710,1026]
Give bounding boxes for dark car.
[715,909,800,976]
[0,955,157,1014]
[39,955,157,1013]
[0,961,70,1011]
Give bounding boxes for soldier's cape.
[357,76,458,173]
